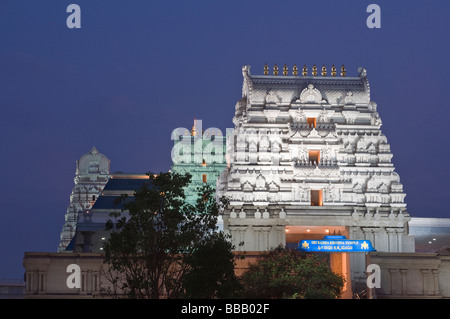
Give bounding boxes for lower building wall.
[24,251,350,298]
[24,251,450,299]
[23,252,121,298]
[366,252,450,299]
[22,251,264,298]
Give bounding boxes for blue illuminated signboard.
[297,235,376,253]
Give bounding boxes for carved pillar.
[432,270,440,296]
[80,270,87,295]
[389,269,399,295]
[275,226,286,248]
[386,228,398,252]
[421,269,430,296]
[253,226,272,251]
[362,227,375,248]
[349,226,366,288]
[229,226,247,251]
[399,269,408,295]
[93,270,100,293]
[25,271,34,294]
[397,228,404,252]
[37,270,46,294]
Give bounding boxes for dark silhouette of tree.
[102,171,240,299]
[240,247,345,299]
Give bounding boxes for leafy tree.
[240,247,345,299]
[182,231,243,299]
[102,171,239,299]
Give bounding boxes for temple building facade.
[57,147,111,252]
[216,64,415,295]
[68,173,150,253]
[22,65,450,299]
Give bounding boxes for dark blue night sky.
[1,0,449,280]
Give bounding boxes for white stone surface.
[217,65,415,292]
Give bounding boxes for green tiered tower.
[170,119,228,206]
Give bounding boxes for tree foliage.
[240,247,345,299]
[102,171,240,299]
[181,231,242,299]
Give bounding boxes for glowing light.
[307,117,317,128]
[310,189,323,206]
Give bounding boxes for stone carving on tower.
[216,64,414,291]
[57,147,110,252]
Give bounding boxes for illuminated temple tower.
[216,64,415,295]
[171,119,227,206]
[57,147,110,252]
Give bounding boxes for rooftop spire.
[341,64,346,77]
[321,65,327,76]
[302,65,308,76]
[191,118,198,136]
[262,64,349,77]
[283,64,288,76]
[331,65,337,77]
[264,63,269,75]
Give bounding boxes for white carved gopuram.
[216,64,415,293]
[57,147,110,252]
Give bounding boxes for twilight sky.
[0,0,449,280]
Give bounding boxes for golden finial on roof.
[331,65,337,77]
[264,63,269,75]
[273,64,279,75]
[312,64,318,76]
[302,65,307,76]
[321,65,327,76]
[191,118,198,136]
[341,64,346,77]
[283,64,288,76]
[292,64,298,76]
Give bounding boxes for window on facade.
[311,190,323,206]
[202,174,207,183]
[307,117,316,128]
[309,150,320,165]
